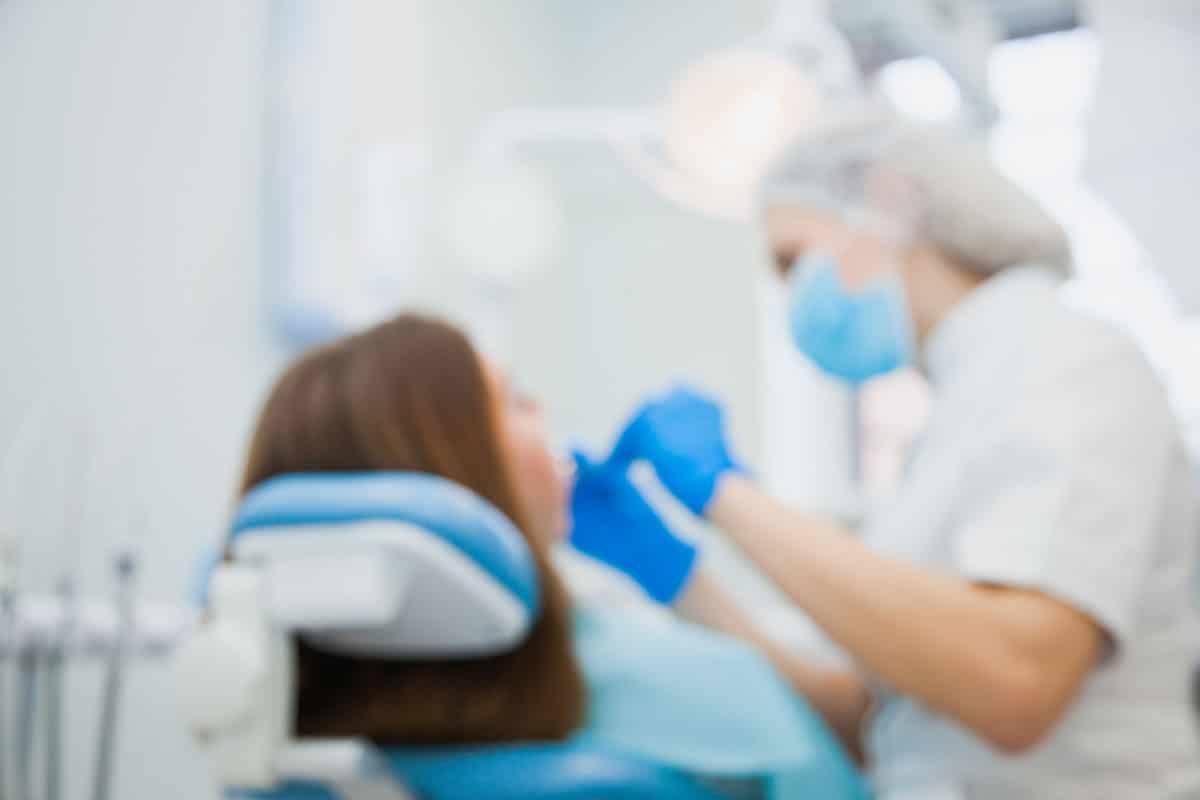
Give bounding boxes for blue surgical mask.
[786,252,914,384]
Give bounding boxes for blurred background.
[0,1,1198,798]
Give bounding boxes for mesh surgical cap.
[759,110,1073,276]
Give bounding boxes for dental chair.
[174,473,725,800]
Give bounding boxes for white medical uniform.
[862,266,1200,799]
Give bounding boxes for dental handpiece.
[91,546,138,800]
[0,537,29,800]
[44,576,75,800]
[1,410,46,800]
[14,603,37,800]
[1,410,36,800]
[47,425,87,800]
[0,568,14,800]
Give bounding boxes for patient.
[237,313,865,798]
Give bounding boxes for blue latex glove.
[569,451,699,604]
[608,386,741,516]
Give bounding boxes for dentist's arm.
[708,476,1102,754]
[569,453,869,755]
[613,388,1104,754]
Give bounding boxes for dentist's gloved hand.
[608,386,742,517]
[569,451,699,604]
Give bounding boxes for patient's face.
[482,357,569,546]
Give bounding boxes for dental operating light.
[461,0,1021,223]
[658,1,863,196]
[661,50,824,191]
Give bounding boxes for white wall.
[430,0,775,464]
[1084,0,1200,312]
[0,1,275,798]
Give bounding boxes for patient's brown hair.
[238,314,586,745]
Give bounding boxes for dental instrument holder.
[1,582,193,800]
[0,595,194,662]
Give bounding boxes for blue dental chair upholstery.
[176,473,727,800]
[233,742,726,800]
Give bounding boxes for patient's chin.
[551,507,570,542]
[537,506,569,547]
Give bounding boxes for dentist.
[571,114,1200,799]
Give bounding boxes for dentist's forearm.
[706,475,1103,754]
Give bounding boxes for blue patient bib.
[573,607,870,800]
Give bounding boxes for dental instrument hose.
[15,617,38,800]
[44,577,74,800]
[91,547,137,800]
[48,432,85,800]
[0,579,14,800]
[2,410,36,800]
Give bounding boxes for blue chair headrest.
[231,472,540,616]
[230,472,540,618]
